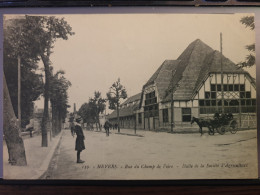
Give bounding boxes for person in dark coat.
[104,120,111,136]
[74,117,85,163]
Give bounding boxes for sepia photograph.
[2,12,258,180]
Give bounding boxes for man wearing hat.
[74,117,85,163]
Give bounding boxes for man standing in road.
[104,120,111,137]
[74,117,85,163]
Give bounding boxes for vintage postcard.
[2,12,258,180]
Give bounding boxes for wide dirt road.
[44,128,258,180]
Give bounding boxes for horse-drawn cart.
[191,113,238,135]
[212,113,238,135]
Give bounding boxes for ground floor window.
[200,105,256,114]
[182,108,191,122]
[162,108,169,123]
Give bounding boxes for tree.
[3,17,44,128]
[106,78,127,132]
[78,103,93,124]
[89,91,106,130]
[3,74,27,166]
[238,16,255,68]
[50,69,71,137]
[78,91,106,131]
[7,16,74,147]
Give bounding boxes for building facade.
[108,39,257,131]
[107,93,141,129]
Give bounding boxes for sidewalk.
[3,130,63,180]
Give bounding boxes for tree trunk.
[58,111,62,133]
[51,101,57,137]
[40,54,50,147]
[116,102,120,133]
[55,110,59,135]
[3,74,27,166]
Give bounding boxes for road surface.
[42,128,258,180]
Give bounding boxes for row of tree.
[78,78,127,133]
[3,15,74,165]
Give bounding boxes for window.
[240,92,245,98]
[138,113,142,124]
[199,100,204,106]
[229,85,233,91]
[217,84,221,91]
[224,100,228,106]
[224,84,228,91]
[230,100,239,106]
[211,84,216,91]
[163,109,169,123]
[246,92,251,98]
[205,92,210,99]
[234,84,239,91]
[145,91,157,106]
[240,84,245,91]
[182,108,191,122]
[246,99,251,106]
[211,92,216,99]
[211,100,216,106]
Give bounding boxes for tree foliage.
[4,17,44,128]
[50,69,71,136]
[78,103,93,124]
[6,15,74,147]
[78,91,106,130]
[238,16,255,68]
[106,78,127,132]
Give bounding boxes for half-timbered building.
[108,39,256,131]
[107,93,141,129]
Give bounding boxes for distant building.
[99,113,107,127]
[107,93,141,129]
[108,39,256,131]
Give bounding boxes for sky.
[7,13,255,113]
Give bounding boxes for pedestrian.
[104,120,111,136]
[70,119,75,137]
[74,117,85,163]
[26,118,34,137]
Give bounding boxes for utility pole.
[220,32,224,114]
[17,25,22,129]
[171,70,176,133]
[18,55,21,128]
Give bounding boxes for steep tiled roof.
[121,93,141,106]
[107,93,141,119]
[162,39,248,101]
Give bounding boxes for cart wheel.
[208,127,214,135]
[229,120,238,134]
[217,126,226,135]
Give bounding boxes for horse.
[191,117,214,136]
